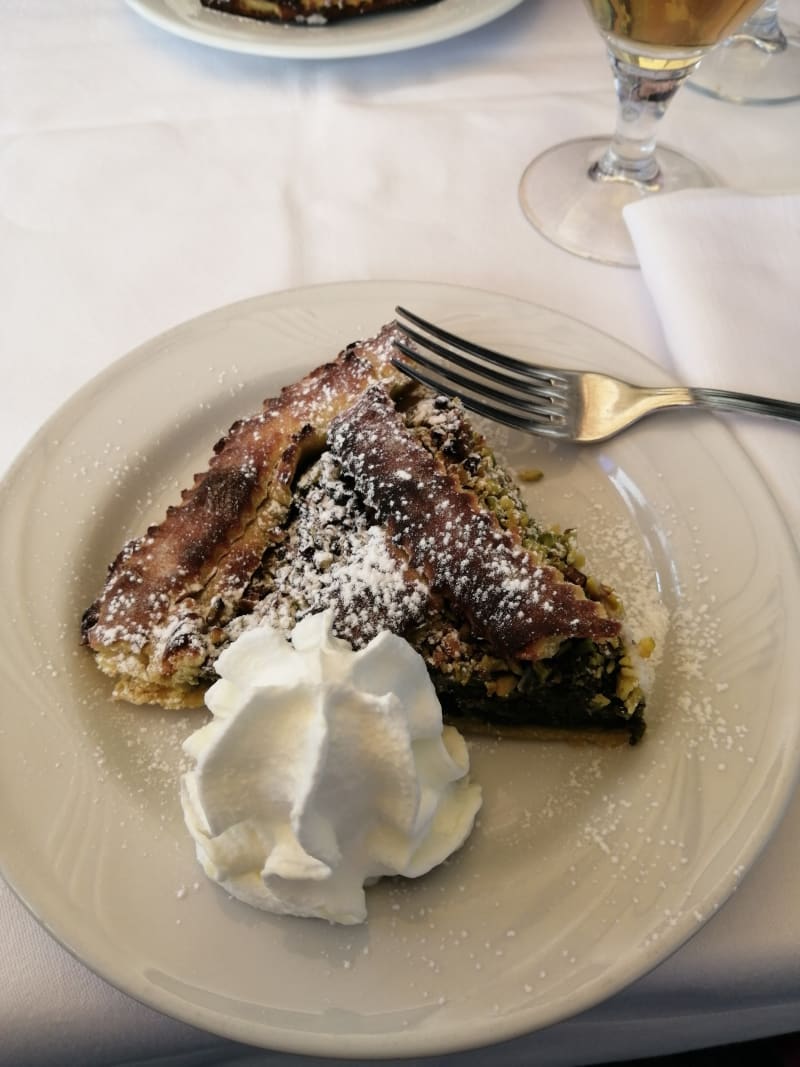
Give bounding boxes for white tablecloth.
[2,2,799,1064]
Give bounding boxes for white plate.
[124,0,527,59]
[1,281,799,1059]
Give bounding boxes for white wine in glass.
[690,1,800,105]
[519,0,765,267]
[586,0,766,52]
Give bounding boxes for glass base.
[690,20,800,104]
[518,137,717,269]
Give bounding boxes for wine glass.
[690,1,800,104]
[519,0,766,267]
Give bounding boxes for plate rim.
[2,278,800,1058]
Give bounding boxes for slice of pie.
[198,0,443,25]
[81,323,647,743]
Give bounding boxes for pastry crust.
[328,384,620,655]
[81,326,410,706]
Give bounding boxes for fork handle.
[687,387,800,424]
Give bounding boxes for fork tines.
[392,306,568,437]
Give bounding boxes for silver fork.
[392,306,800,444]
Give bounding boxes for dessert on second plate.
[199,0,443,26]
[81,322,648,743]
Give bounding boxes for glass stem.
[731,1,787,54]
[590,52,701,190]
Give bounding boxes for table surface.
[2,2,799,1065]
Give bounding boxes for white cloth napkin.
[624,190,800,545]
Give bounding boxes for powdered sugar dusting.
[227,451,430,647]
[329,385,622,656]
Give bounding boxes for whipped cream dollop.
[180,611,482,924]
